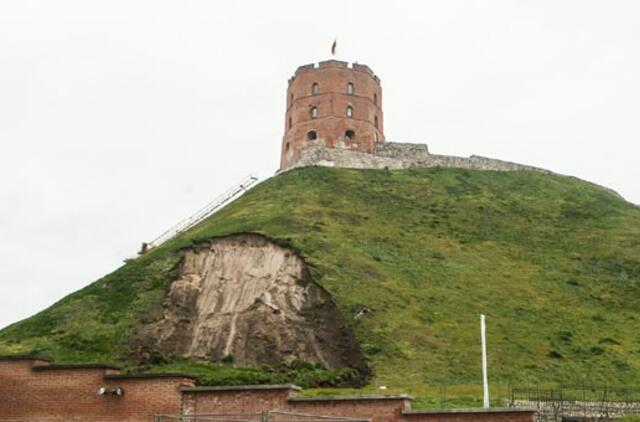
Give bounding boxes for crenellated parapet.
[289,61,381,85]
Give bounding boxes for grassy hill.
[1,166,640,404]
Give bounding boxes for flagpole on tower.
[331,39,337,56]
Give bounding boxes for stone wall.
[373,142,430,160]
[513,399,640,422]
[288,143,549,174]
[285,142,623,199]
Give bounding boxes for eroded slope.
[132,234,365,372]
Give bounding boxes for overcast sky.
[1,1,639,329]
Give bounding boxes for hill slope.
[1,167,640,391]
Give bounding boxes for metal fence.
[510,385,640,404]
[509,386,640,421]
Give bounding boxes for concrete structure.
[281,60,384,169]
[0,356,535,422]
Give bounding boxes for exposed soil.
[132,234,366,372]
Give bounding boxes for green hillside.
[2,167,640,401]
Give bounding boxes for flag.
[331,39,337,56]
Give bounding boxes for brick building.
[0,356,534,422]
[280,60,384,169]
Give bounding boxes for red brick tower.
[280,60,384,169]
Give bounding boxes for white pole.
[481,314,490,408]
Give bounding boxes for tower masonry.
[280,60,384,169]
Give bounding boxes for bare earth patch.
[132,233,365,371]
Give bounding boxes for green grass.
[1,167,640,404]
[148,359,359,388]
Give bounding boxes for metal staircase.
[139,175,259,254]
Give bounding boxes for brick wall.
[0,357,535,422]
[184,388,535,422]
[182,385,297,414]
[0,356,193,422]
[403,409,535,422]
[289,396,412,422]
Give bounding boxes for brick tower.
[280,60,384,169]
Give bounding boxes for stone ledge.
[182,384,302,392]
[290,394,414,402]
[402,408,536,415]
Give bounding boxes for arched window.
[310,107,318,119]
[374,115,379,129]
[312,83,319,95]
[345,130,355,140]
[373,93,377,105]
[347,82,354,95]
[346,106,353,118]
[307,130,317,141]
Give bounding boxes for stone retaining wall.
[513,399,640,422]
[289,143,549,173]
[286,143,623,199]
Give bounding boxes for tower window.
[290,93,294,104]
[312,83,319,95]
[374,115,379,129]
[373,93,377,105]
[285,142,290,151]
[346,106,353,118]
[345,130,355,140]
[288,117,292,129]
[307,130,317,141]
[347,82,354,95]
[310,107,318,119]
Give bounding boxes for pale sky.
[1,1,639,329]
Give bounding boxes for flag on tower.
[331,39,337,56]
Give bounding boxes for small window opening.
[285,142,290,151]
[347,82,354,95]
[374,115,379,129]
[373,93,377,105]
[345,130,355,140]
[290,93,294,104]
[307,130,317,141]
[288,117,292,129]
[346,106,353,118]
[312,83,319,95]
[310,107,318,119]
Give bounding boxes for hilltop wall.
[285,142,626,199]
[288,142,550,173]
